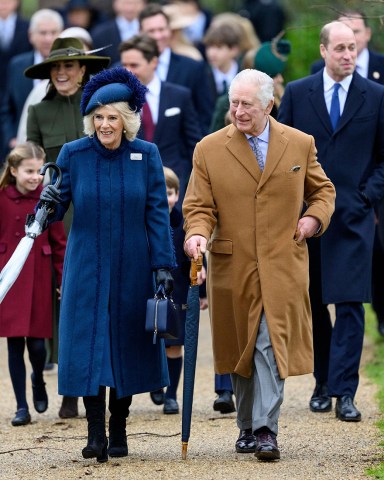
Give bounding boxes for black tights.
[7,337,46,410]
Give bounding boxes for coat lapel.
[308,73,333,134]
[225,125,261,183]
[334,74,365,134]
[258,117,288,191]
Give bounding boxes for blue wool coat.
[51,135,175,398]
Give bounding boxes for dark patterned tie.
[249,137,264,171]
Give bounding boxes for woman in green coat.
[25,36,110,419]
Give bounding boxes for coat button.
[15,216,20,221]
[15,232,20,237]
[15,199,20,204]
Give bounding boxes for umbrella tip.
[182,442,188,460]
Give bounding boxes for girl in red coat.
[0,142,66,426]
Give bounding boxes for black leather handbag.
[145,285,181,344]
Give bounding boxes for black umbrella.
[181,249,203,459]
[0,163,62,303]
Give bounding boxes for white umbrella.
[0,163,62,303]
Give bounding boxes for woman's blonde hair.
[0,142,46,189]
[83,101,141,142]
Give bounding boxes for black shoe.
[378,319,384,337]
[254,430,280,461]
[335,395,361,422]
[150,389,165,405]
[59,396,79,418]
[108,416,128,457]
[213,391,236,414]
[309,382,332,413]
[31,373,48,413]
[163,397,179,414]
[82,434,108,463]
[235,428,256,453]
[11,408,31,426]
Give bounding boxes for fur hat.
[254,37,291,78]
[80,66,147,116]
[24,37,110,79]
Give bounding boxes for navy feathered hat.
[80,66,148,116]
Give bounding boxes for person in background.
[162,2,203,61]
[38,66,175,463]
[278,21,384,421]
[238,0,286,43]
[25,37,110,419]
[0,0,31,159]
[1,8,63,158]
[119,33,201,205]
[0,142,66,427]
[183,69,335,460]
[203,22,241,100]
[62,0,106,31]
[139,3,214,135]
[16,26,95,144]
[91,0,147,64]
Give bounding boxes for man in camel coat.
[183,69,335,461]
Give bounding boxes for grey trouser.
[230,313,284,435]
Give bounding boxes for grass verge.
[365,305,384,478]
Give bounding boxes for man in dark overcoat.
[278,21,384,421]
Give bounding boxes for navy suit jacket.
[0,15,31,156]
[311,50,384,85]
[0,16,31,93]
[166,52,214,136]
[91,20,123,65]
[138,81,202,201]
[2,51,35,147]
[278,70,384,303]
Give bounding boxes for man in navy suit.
[310,10,384,85]
[91,0,146,64]
[139,3,214,135]
[119,34,202,202]
[0,0,31,157]
[1,8,63,157]
[278,21,384,422]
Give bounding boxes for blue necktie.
[330,83,341,131]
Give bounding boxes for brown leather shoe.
[254,431,280,461]
[235,428,256,453]
[59,396,79,418]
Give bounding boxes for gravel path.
[0,310,381,479]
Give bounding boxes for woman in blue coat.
[40,67,175,463]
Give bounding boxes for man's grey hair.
[229,69,274,109]
[29,8,64,33]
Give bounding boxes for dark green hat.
[24,37,111,80]
[254,38,291,78]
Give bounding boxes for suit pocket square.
[164,107,181,117]
[290,165,301,172]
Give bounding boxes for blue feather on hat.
[80,66,148,116]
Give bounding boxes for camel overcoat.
[183,118,336,379]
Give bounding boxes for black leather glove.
[40,184,62,205]
[25,213,48,232]
[155,268,174,296]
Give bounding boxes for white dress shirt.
[145,74,161,124]
[323,69,352,116]
[212,61,239,94]
[0,12,16,50]
[157,47,171,82]
[116,16,139,41]
[356,48,369,79]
